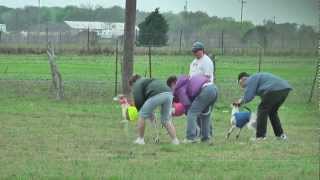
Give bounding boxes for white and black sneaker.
[276,134,288,141]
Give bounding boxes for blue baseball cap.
[192,41,204,52]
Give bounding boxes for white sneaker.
[277,134,288,141]
[171,138,180,145]
[182,138,200,144]
[134,138,145,145]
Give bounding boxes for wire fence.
[0,29,317,56]
[0,54,318,105]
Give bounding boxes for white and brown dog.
[114,94,160,143]
[226,103,257,139]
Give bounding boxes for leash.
[242,106,251,112]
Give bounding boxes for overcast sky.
[0,0,317,26]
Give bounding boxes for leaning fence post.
[47,42,64,100]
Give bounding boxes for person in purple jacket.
[167,74,218,143]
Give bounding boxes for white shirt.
[189,54,214,83]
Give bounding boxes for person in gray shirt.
[235,72,292,141]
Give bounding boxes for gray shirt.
[241,72,292,104]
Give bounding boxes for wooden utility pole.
[122,0,137,95]
[240,0,246,24]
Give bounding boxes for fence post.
[221,30,224,56]
[46,27,49,47]
[114,39,119,97]
[148,45,152,78]
[87,27,90,52]
[258,47,262,72]
[179,30,183,54]
[308,60,319,103]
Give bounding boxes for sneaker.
[182,138,200,144]
[171,138,180,145]
[196,126,201,137]
[201,138,213,145]
[134,137,145,145]
[276,134,288,141]
[250,137,266,142]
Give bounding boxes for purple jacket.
[173,75,209,112]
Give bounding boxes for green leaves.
[138,8,168,47]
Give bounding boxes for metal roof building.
[64,21,139,39]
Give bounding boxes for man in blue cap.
[235,72,292,141]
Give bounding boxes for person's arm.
[132,84,144,110]
[240,76,259,104]
[202,59,214,82]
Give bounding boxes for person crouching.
[129,74,179,145]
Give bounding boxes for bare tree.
[122,0,137,95]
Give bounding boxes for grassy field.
[0,54,318,179]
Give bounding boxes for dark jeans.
[256,89,290,137]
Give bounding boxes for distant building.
[64,21,139,39]
[0,24,6,32]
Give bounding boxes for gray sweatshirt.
[242,72,292,104]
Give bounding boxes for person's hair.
[129,74,141,86]
[167,76,177,87]
[238,72,250,82]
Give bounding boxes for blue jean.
[186,85,218,140]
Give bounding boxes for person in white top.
[189,41,214,83]
[188,41,216,141]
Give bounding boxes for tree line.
[0,5,317,50]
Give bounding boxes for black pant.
[256,89,290,138]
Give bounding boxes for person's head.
[192,41,205,59]
[167,76,178,89]
[238,72,250,88]
[129,74,142,87]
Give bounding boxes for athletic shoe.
[250,137,266,142]
[276,134,288,141]
[182,138,200,144]
[171,138,180,145]
[134,138,145,145]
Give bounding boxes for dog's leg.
[150,114,160,144]
[226,126,236,139]
[236,128,242,139]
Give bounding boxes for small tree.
[138,8,168,46]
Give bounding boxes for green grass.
[0,54,318,179]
